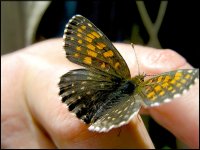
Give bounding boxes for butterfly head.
[131,73,146,86]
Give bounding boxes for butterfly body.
[90,79,136,117]
[59,15,199,132]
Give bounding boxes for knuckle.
[146,49,187,71]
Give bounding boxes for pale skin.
[1,38,199,148]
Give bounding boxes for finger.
[114,43,187,76]
[148,82,199,149]
[23,39,154,148]
[116,43,198,148]
[1,53,56,148]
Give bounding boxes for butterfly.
[58,15,199,132]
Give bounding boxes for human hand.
[1,39,198,148]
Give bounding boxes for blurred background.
[1,1,199,148]
[1,1,199,69]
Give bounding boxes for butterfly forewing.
[63,15,130,79]
[138,69,199,106]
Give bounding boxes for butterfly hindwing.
[138,69,199,106]
[58,69,121,124]
[63,15,130,79]
[89,94,141,132]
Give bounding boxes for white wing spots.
[188,77,198,89]
[78,96,81,99]
[72,71,82,75]
[81,81,87,84]
[101,127,107,132]
[111,118,116,121]
[95,126,100,131]
[88,23,92,27]
[124,107,128,111]
[150,102,160,107]
[71,112,77,117]
[182,89,188,94]
[62,41,65,47]
[72,15,76,19]
[98,31,103,37]
[173,93,181,98]
[81,86,85,90]
[71,90,75,94]
[69,18,73,23]
[119,121,127,126]
[87,77,92,80]
[114,109,118,113]
[194,78,198,82]
[100,83,105,88]
[117,110,122,114]
[86,91,91,95]
[90,109,139,132]
[88,126,95,131]
[187,70,193,73]
[65,23,69,28]
[58,95,63,102]
[63,34,67,39]
[189,84,194,89]
[64,28,68,33]
[71,83,74,87]
[163,98,171,103]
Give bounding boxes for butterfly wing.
[58,69,122,124]
[59,68,142,132]
[88,94,141,132]
[138,69,199,106]
[63,15,130,79]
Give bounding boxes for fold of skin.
[1,39,198,148]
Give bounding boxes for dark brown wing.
[63,15,131,79]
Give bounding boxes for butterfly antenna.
[131,43,140,75]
